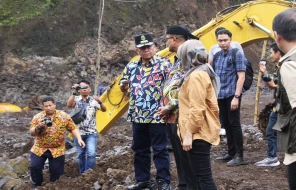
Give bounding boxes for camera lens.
[44,118,52,127]
[46,120,52,127]
[262,74,272,82]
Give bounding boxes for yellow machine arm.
[96,0,293,135]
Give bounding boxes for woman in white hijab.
[178,40,221,190]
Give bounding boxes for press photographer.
[67,79,106,174]
[29,96,85,188]
[255,42,285,167]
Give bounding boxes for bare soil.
[0,90,289,190]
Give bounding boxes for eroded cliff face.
[0,0,250,106]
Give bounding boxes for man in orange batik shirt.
[29,96,85,189]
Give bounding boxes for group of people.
[119,8,296,190]
[29,8,296,190]
[120,24,243,189]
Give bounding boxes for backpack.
[213,48,254,91]
[69,98,90,124]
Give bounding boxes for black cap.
[135,34,154,48]
[166,25,199,40]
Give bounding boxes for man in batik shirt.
[29,96,85,188]
[120,34,171,190]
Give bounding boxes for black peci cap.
[166,25,199,40]
[135,34,154,48]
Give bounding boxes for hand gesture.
[72,83,80,93]
[119,80,130,92]
[77,139,86,148]
[182,130,193,151]
[259,61,267,73]
[93,95,102,104]
[231,98,239,111]
[157,107,171,119]
[38,122,47,131]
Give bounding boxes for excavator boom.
[96,0,293,135]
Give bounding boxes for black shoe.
[128,180,155,190]
[227,156,245,166]
[216,154,234,162]
[157,179,171,190]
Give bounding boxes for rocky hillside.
[1,0,255,106]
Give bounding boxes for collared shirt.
[30,110,77,158]
[279,46,296,109]
[121,55,171,123]
[73,95,101,135]
[212,48,246,99]
[208,41,244,61]
[163,57,184,123]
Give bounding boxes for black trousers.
[187,139,217,190]
[30,150,65,187]
[132,122,171,182]
[218,96,244,157]
[167,124,197,190]
[287,161,296,190]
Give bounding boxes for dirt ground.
[0,90,290,190]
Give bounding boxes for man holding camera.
[30,96,85,188]
[67,79,106,174]
[255,42,284,167]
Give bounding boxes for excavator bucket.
[0,103,22,113]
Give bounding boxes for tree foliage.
[0,0,60,26]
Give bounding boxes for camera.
[43,117,52,127]
[71,85,88,91]
[262,73,278,84]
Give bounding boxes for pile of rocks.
[0,155,30,190]
[242,124,264,145]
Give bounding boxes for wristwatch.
[234,94,240,99]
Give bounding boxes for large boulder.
[0,161,18,178]
[7,156,30,176]
[0,177,24,190]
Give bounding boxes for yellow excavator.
[96,0,294,135]
[0,103,22,113]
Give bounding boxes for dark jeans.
[266,111,278,158]
[30,150,65,187]
[167,124,197,190]
[187,140,217,190]
[287,161,296,190]
[218,96,244,157]
[132,122,171,182]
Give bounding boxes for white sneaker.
[220,128,226,136]
[255,157,280,167]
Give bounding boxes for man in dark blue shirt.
[212,29,246,166]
